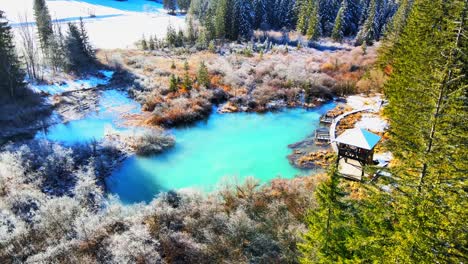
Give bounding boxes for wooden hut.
[333,128,381,180]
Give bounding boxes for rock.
[266,99,286,110]
[211,88,228,104]
[218,102,239,113]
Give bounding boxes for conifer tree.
[63,22,95,72]
[299,166,354,263]
[79,17,94,58]
[306,0,321,40]
[214,0,228,39]
[169,74,178,92]
[148,36,155,50]
[197,61,210,88]
[347,0,468,262]
[141,36,148,50]
[166,24,177,47]
[33,0,53,53]
[178,0,191,13]
[296,0,312,34]
[355,0,377,45]
[331,0,347,41]
[0,11,26,99]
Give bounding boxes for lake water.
[39,89,334,204]
[36,90,141,144]
[106,104,335,203]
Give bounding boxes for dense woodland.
[0,0,467,263]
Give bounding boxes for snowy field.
[2,0,185,49]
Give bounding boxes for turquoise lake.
[106,105,335,203]
[39,89,334,203]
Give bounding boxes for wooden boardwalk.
[329,107,373,153]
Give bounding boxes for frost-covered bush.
[0,146,323,263]
[134,131,176,156]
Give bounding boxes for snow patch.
[373,152,393,167]
[346,94,383,111]
[4,0,185,49]
[355,113,388,132]
[31,70,114,95]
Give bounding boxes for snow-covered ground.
[31,70,114,94]
[373,152,393,167]
[2,0,185,49]
[355,113,388,132]
[346,94,384,111]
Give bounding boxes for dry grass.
[96,43,379,126]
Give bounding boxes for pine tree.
[350,0,468,262]
[141,35,148,50]
[319,0,341,36]
[166,24,177,47]
[331,0,347,41]
[299,166,355,262]
[183,73,192,90]
[169,74,178,92]
[186,18,197,44]
[233,0,253,39]
[79,17,94,58]
[197,61,210,88]
[356,0,377,45]
[0,11,26,99]
[296,0,312,34]
[64,23,94,72]
[306,0,322,40]
[214,0,228,39]
[148,36,155,50]
[33,0,54,53]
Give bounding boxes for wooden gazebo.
[333,128,381,180]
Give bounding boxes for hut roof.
[334,128,381,150]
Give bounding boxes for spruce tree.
[306,0,321,40]
[0,11,26,99]
[197,61,210,88]
[214,0,228,39]
[169,74,178,92]
[64,22,94,72]
[331,0,347,41]
[356,0,377,45]
[141,36,148,50]
[33,0,53,53]
[299,166,355,263]
[296,0,312,34]
[347,0,468,262]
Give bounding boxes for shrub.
[134,132,175,156]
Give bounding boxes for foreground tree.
[299,167,354,262]
[381,0,467,261]
[0,11,26,99]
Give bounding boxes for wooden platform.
[315,127,330,142]
[337,159,367,181]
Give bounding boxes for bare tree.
[17,13,41,80]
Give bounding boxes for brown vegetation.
[97,43,378,127]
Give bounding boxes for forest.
[0,0,467,263]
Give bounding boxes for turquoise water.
[40,89,334,204]
[107,104,335,203]
[79,0,165,12]
[37,90,141,145]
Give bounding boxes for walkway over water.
[329,107,373,152]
